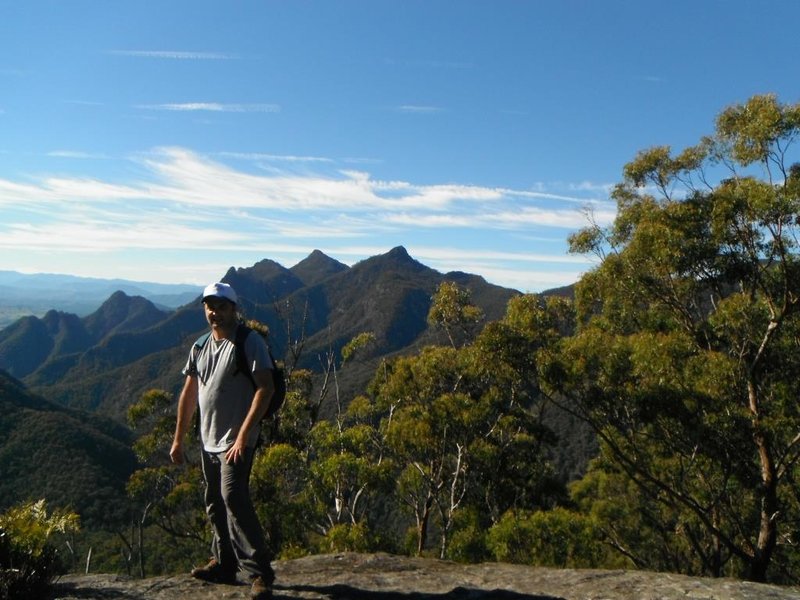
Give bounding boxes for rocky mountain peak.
[84,291,166,340]
[291,249,349,286]
[351,246,430,279]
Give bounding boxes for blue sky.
[2,1,799,293]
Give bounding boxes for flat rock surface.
[51,552,800,600]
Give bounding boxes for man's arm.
[224,368,275,464]
[170,374,198,464]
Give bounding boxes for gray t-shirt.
[183,326,274,453]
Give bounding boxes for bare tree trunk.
[748,380,778,583]
[416,498,432,556]
[138,503,152,578]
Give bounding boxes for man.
[170,282,275,600]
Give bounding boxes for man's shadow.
[275,583,566,600]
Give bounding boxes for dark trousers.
[201,447,272,579]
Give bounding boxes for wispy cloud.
[0,147,611,215]
[567,181,615,194]
[412,246,592,265]
[217,152,333,163]
[110,50,239,60]
[47,150,111,160]
[0,147,609,289]
[384,205,610,230]
[137,102,280,113]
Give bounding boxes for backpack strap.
[193,331,212,351]
[233,325,257,390]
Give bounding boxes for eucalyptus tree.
[374,291,563,558]
[548,94,800,582]
[250,331,391,554]
[428,281,485,349]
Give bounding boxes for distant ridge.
[0,292,168,380]
[0,247,573,421]
[0,270,198,328]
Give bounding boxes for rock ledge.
[51,552,800,600]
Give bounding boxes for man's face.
[203,298,237,331]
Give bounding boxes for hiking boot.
[190,557,237,584]
[250,574,273,600]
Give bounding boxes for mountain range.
[0,270,198,329]
[0,247,531,421]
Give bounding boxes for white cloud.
[384,207,595,230]
[567,180,615,194]
[487,206,614,229]
[137,103,280,113]
[455,264,584,291]
[47,150,110,160]
[217,152,334,163]
[0,148,613,223]
[0,219,240,252]
[0,146,610,290]
[410,246,594,266]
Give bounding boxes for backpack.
[193,324,286,419]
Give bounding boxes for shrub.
[320,523,372,553]
[0,500,80,600]
[487,508,604,568]
[445,509,490,563]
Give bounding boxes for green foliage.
[427,281,485,348]
[251,443,311,555]
[486,508,604,568]
[341,332,376,364]
[444,508,490,563]
[557,93,800,583]
[373,291,567,558]
[317,523,373,553]
[715,93,800,166]
[0,500,79,600]
[127,389,174,462]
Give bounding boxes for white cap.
[202,282,238,305]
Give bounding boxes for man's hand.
[225,438,247,464]
[170,440,184,464]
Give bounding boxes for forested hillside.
[0,370,136,527]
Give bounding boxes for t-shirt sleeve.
[182,345,199,377]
